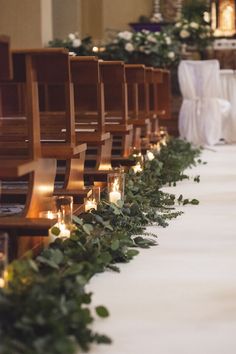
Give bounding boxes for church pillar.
[52,0,82,39]
[0,0,53,48]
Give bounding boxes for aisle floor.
[87,144,236,354]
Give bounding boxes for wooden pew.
[99,60,133,165]
[2,49,88,206]
[0,43,57,258]
[157,69,171,120]
[70,56,113,185]
[125,64,151,151]
[149,68,164,142]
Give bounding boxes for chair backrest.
[100,60,128,125]
[178,59,229,146]
[178,60,222,100]
[70,56,106,135]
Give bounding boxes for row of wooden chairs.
[0,35,171,259]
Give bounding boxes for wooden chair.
[10,49,88,206]
[125,64,151,151]
[0,44,57,258]
[99,60,133,165]
[70,56,112,185]
[157,69,171,121]
[149,68,164,142]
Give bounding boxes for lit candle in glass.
[108,172,125,205]
[85,186,100,212]
[54,196,73,227]
[109,178,121,204]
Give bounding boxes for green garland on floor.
[0,138,201,354]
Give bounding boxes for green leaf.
[111,239,120,251]
[191,198,199,205]
[72,215,83,225]
[82,223,94,235]
[36,256,59,269]
[126,249,139,258]
[95,305,110,318]
[50,226,60,236]
[51,249,64,265]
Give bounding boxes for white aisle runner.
[87,145,236,354]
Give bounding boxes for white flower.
[118,31,133,41]
[190,22,199,29]
[125,42,134,52]
[199,33,206,39]
[146,151,155,161]
[68,33,76,40]
[142,29,150,34]
[165,36,172,45]
[168,51,175,59]
[175,22,181,28]
[72,38,81,47]
[180,29,190,39]
[139,46,145,52]
[147,34,157,43]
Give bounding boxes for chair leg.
[96,138,112,171]
[133,127,142,150]
[63,151,85,190]
[18,158,56,258]
[122,130,133,157]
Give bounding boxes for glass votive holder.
[107,172,125,205]
[0,233,8,288]
[85,186,100,212]
[53,195,73,228]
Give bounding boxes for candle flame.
[112,178,120,192]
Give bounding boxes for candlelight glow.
[85,199,97,212]
[132,162,143,173]
[109,178,122,204]
[146,150,155,161]
[39,210,58,219]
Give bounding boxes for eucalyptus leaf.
[82,223,94,235]
[111,239,120,251]
[95,306,109,318]
[50,226,61,236]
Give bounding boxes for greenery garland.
[0,138,202,354]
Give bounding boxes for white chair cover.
[178,60,230,146]
[220,69,236,143]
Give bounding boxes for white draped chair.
[220,69,236,143]
[178,60,230,146]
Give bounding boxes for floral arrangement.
[100,29,180,68]
[48,32,93,56]
[172,19,213,51]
